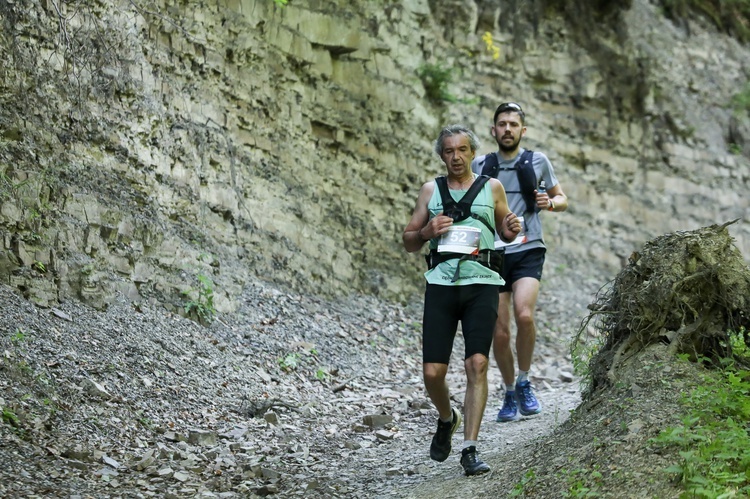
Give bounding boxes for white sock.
[462,440,477,450]
[516,370,529,384]
[505,383,515,393]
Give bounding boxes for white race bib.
[438,226,481,255]
[495,216,526,249]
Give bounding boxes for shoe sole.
[496,413,520,422]
[430,408,462,462]
[464,465,491,476]
[519,407,542,416]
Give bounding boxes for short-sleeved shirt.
[471,148,558,255]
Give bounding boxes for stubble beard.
[498,135,522,153]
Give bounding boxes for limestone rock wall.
[0,0,747,313]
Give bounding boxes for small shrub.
[417,63,456,104]
[183,273,215,324]
[732,82,750,116]
[2,408,20,427]
[278,352,300,371]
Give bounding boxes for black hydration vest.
[425,175,503,281]
[480,149,539,214]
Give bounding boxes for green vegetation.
[569,332,604,394]
[10,328,27,343]
[417,63,456,104]
[278,350,328,381]
[278,352,300,371]
[563,465,603,498]
[659,0,750,42]
[416,63,480,105]
[182,273,215,324]
[510,469,537,497]
[2,407,20,427]
[732,82,750,116]
[650,354,750,498]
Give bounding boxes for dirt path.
[0,259,592,498]
[354,333,582,498]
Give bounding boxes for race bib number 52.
[437,226,481,255]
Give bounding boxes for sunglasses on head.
[496,102,523,114]
[494,102,525,124]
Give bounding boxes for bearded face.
[491,111,525,152]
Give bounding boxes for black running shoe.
[429,408,461,462]
[460,446,490,476]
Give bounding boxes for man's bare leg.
[492,292,515,386]
[423,362,451,420]
[511,277,540,373]
[463,353,489,441]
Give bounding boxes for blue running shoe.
[496,391,520,422]
[516,380,541,416]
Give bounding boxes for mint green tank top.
[424,176,505,286]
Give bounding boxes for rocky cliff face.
[0,0,748,313]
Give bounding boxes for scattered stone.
[157,467,174,478]
[134,450,157,471]
[50,308,72,321]
[172,471,190,482]
[559,371,575,382]
[264,411,279,424]
[0,268,584,497]
[375,430,395,441]
[261,468,281,480]
[82,379,111,399]
[187,429,217,447]
[363,414,393,428]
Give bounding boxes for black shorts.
[499,247,546,293]
[422,284,499,364]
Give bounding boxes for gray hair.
[434,124,481,156]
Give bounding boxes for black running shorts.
[422,284,499,364]
[498,247,546,293]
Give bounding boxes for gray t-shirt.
[470,148,558,255]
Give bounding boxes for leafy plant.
[417,63,457,104]
[2,408,20,427]
[569,332,603,393]
[183,273,215,324]
[10,328,27,343]
[273,0,288,6]
[563,466,602,498]
[725,327,749,365]
[510,468,537,497]
[650,360,750,497]
[732,82,750,114]
[278,352,300,371]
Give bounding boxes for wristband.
[548,199,555,211]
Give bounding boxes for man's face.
[491,111,526,152]
[440,134,475,176]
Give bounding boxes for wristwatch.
[548,199,555,211]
